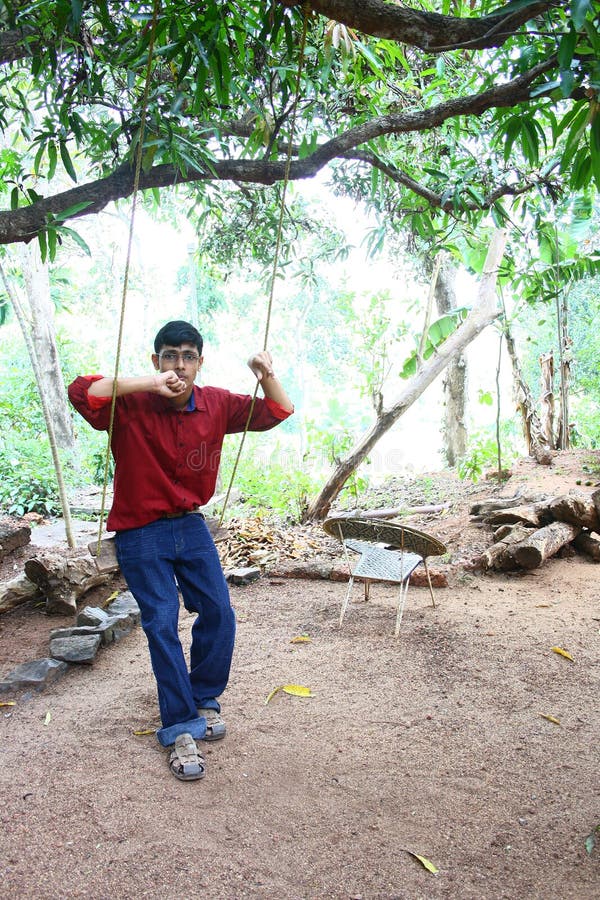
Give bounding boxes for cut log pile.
[471,488,600,571]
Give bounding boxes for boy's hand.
[247,350,275,382]
[154,371,187,396]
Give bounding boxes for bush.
[0,436,62,516]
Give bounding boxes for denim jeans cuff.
[195,698,220,713]
[157,716,206,748]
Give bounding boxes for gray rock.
[226,566,261,586]
[77,605,111,627]
[0,658,69,693]
[50,615,132,647]
[106,591,141,625]
[49,634,101,664]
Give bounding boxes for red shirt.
[68,376,292,531]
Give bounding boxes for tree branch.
[0,58,556,245]
[277,0,558,51]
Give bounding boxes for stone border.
[0,591,140,694]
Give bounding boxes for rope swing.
[217,9,309,526]
[95,4,309,550]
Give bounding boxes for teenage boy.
[68,320,293,781]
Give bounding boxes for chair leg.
[340,576,355,627]
[423,558,436,608]
[394,578,411,637]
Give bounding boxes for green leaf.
[37,230,48,264]
[560,69,576,98]
[590,117,600,190]
[55,225,91,256]
[47,226,57,262]
[558,26,577,69]
[59,142,77,182]
[571,0,592,31]
[47,142,57,181]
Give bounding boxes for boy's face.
[152,342,203,387]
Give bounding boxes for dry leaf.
[0,701,16,708]
[265,683,313,704]
[265,685,283,705]
[101,590,120,609]
[406,850,438,874]
[290,635,312,644]
[133,728,156,736]
[282,684,313,698]
[551,646,574,661]
[43,711,51,726]
[540,713,561,725]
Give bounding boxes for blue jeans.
[115,515,236,747]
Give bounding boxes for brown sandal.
[168,732,205,781]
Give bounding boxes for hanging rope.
[95,0,162,556]
[217,9,310,526]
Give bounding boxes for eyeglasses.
[159,350,200,365]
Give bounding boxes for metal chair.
[323,516,447,636]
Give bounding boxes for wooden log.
[24,551,112,615]
[573,531,600,562]
[469,493,544,516]
[0,519,31,562]
[475,525,535,572]
[0,572,42,614]
[505,521,581,571]
[545,492,600,532]
[484,505,543,528]
[345,504,447,520]
[591,488,600,523]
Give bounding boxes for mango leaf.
[59,141,77,182]
[265,683,313,704]
[43,711,52,726]
[551,646,574,661]
[406,850,439,874]
[540,713,561,725]
[282,684,313,697]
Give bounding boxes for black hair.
[154,320,203,355]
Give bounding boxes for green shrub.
[0,436,62,516]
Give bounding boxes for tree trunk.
[20,243,75,452]
[434,253,467,467]
[303,228,508,521]
[504,323,549,460]
[539,351,555,449]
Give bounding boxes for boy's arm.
[247,351,293,412]
[88,371,187,400]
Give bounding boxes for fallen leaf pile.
[215,517,329,569]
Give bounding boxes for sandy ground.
[0,453,599,899]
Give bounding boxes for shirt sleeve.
[67,375,113,430]
[264,396,294,421]
[225,391,293,433]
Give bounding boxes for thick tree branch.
[277,0,559,51]
[0,58,555,245]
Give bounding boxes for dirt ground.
[0,452,599,899]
